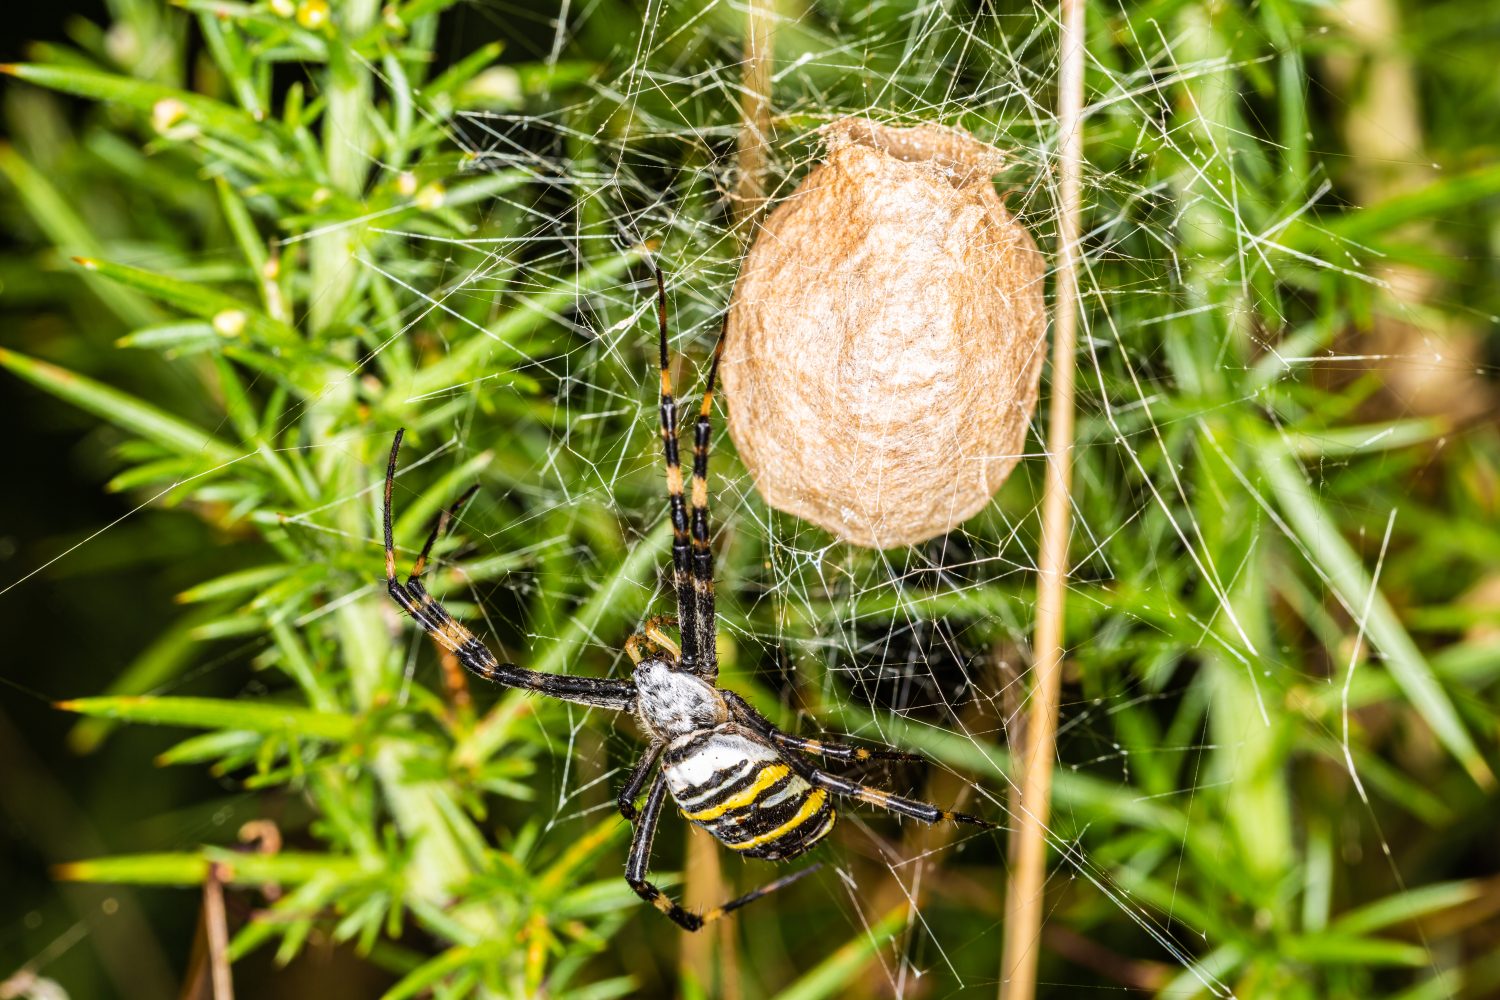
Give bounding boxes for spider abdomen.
[663,725,837,861]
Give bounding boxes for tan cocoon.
[722,118,1047,548]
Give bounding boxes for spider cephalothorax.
[382,267,992,931]
[630,652,835,863]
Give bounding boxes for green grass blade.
[0,143,160,327]
[1281,933,1429,967]
[56,850,364,886]
[57,695,356,740]
[381,940,511,1000]
[155,730,262,767]
[1261,442,1495,787]
[0,62,273,150]
[214,176,269,278]
[65,609,216,754]
[116,321,220,352]
[1331,880,1483,936]
[76,256,299,346]
[1329,162,1500,245]
[1283,418,1449,458]
[823,700,1185,836]
[771,905,906,1000]
[176,564,290,603]
[0,347,240,465]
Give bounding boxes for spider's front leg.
[617,744,663,821]
[383,430,638,712]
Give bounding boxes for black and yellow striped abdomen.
[662,726,836,862]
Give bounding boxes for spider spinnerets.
[382,267,993,931]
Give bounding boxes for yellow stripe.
[726,789,828,851]
[805,809,837,848]
[682,764,789,821]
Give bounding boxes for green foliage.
[2,0,666,993]
[2,0,1499,997]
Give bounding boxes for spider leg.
[384,430,637,712]
[654,268,701,674]
[722,691,925,764]
[686,329,725,678]
[625,772,821,932]
[408,484,480,582]
[771,734,925,765]
[720,692,990,826]
[407,485,481,708]
[802,768,997,829]
[617,743,664,821]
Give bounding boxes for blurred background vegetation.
[2,0,1499,998]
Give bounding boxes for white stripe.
[757,776,810,810]
[673,760,753,808]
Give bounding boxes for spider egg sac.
[722,117,1047,548]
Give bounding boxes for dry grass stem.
[1000,0,1086,996]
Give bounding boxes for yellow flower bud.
[296,0,330,31]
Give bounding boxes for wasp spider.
[382,268,993,930]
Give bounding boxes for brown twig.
[1000,1,1086,997]
[204,865,234,1000]
[679,826,740,999]
[182,864,235,1000]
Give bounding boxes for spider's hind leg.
[719,692,990,827]
[625,772,820,931]
[382,430,638,713]
[772,732,925,765]
[805,768,998,829]
[721,691,926,765]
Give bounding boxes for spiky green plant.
[0,1,661,995]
